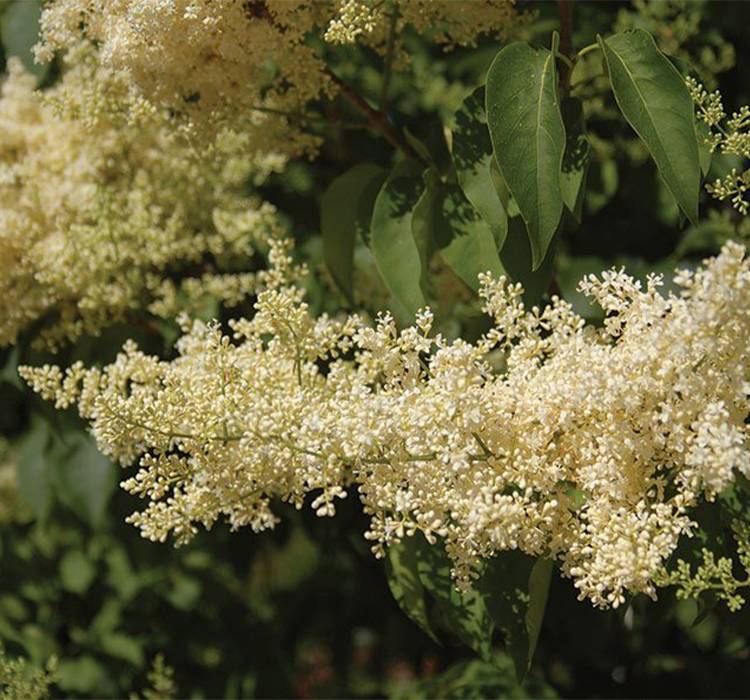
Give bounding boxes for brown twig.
[326,68,429,167]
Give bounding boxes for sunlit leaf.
[370,160,428,316]
[486,38,565,269]
[452,87,509,248]
[385,538,439,642]
[599,29,700,223]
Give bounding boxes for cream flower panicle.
[34,1,524,155]
[22,241,750,609]
[0,48,291,350]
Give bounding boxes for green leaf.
[390,655,551,700]
[16,418,52,520]
[0,346,23,390]
[411,535,494,660]
[385,539,439,642]
[430,183,507,291]
[57,656,106,694]
[500,217,557,308]
[370,160,428,316]
[599,29,700,223]
[452,87,508,248]
[321,163,388,302]
[478,552,552,680]
[559,98,590,223]
[59,550,96,594]
[100,633,144,666]
[51,434,117,526]
[486,38,566,269]
[1,0,48,82]
[165,572,202,610]
[585,158,618,214]
[525,558,553,666]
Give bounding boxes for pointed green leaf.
[385,539,439,642]
[559,98,590,223]
[486,41,565,269]
[478,552,552,680]
[410,170,440,276]
[599,29,700,223]
[321,163,388,302]
[16,418,53,520]
[370,160,428,316]
[452,87,508,248]
[411,535,494,660]
[525,558,553,666]
[51,434,117,526]
[500,218,557,307]
[430,183,506,291]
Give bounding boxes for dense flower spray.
[0,47,287,349]
[34,0,523,156]
[22,240,750,609]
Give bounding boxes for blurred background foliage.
[2,0,750,697]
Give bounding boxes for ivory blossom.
[22,241,750,609]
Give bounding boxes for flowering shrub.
[2,0,750,696]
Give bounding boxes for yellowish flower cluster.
[35,0,337,156]
[0,50,288,350]
[655,520,750,611]
[35,1,522,154]
[324,0,521,49]
[688,77,750,215]
[22,241,750,609]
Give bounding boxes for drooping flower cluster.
[0,48,288,350]
[22,241,750,609]
[34,0,523,155]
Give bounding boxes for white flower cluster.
[22,241,750,609]
[0,48,287,349]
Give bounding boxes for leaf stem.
[557,0,574,95]
[577,43,601,59]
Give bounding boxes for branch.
[380,2,400,111]
[557,0,575,95]
[326,68,429,167]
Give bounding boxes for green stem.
[577,43,601,59]
[557,0,574,95]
